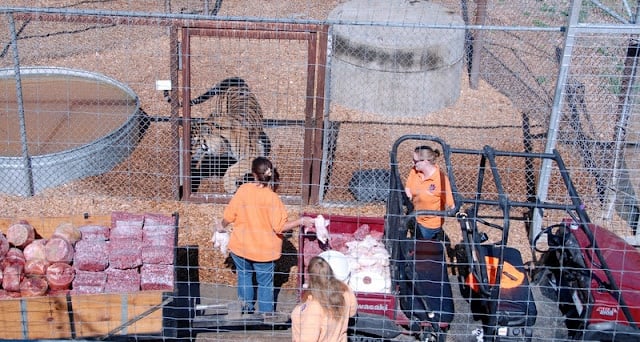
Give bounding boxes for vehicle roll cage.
[383,134,636,329]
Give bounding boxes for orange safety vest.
[466,256,525,291]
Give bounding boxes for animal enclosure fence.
[0,0,639,339]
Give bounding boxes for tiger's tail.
[190,77,248,106]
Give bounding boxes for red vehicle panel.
[564,219,640,326]
[298,214,409,326]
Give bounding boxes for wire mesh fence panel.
[0,0,639,341]
[183,34,310,200]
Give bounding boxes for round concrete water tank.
[329,0,465,117]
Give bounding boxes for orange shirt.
[405,165,454,229]
[291,287,358,342]
[223,183,288,262]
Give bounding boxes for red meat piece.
[7,221,35,248]
[0,233,9,258]
[24,259,49,276]
[142,230,174,247]
[20,276,48,297]
[369,230,384,241]
[23,239,47,261]
[73,270,107,288]
[71,286,105,295]
[0,289,21,299]
[2,248,26,269]
[46,262,75,291]
[302,237,323,269]
[353,224,371,241]
[74,240,108,272]
[78,225,110,241]
[142,245,174,265]
[45,237,74,264]
[143,213,174,226]
[110,222,143,241]
[2,262,24,292]
[328,233,351,254]
[140,264,173,291]
[108,238,142,269]
[110,212,144,229]
[105,267,140,293]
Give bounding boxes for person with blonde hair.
[214,156,314,313]
[405,145,455,240]
[291,256,357,342]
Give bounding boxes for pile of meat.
[0,212,175,299]
[303,223,392,293]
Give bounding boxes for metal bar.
[182,27,194,200]
[469,0,487,89]
[532,0,582,242]
[7,13,34,197]
[20,298,28,340]
[308,25,329,205]
[302,29,318,205]
[170,24,181,200]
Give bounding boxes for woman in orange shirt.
[404,145,455,240]
[291,256,358,342]
[215,157,314,313]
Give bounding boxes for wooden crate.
[0,213,175,340]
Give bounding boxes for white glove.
[212,230,230,256]
[314,215,330,244]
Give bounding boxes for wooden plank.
[71,292,122,337]
[0,297,26,340]
[120,291,166,336]
[71,291,165,338]
[24,295,73,340]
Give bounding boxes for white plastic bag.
[210,218,230,256]
[314,214,331,244]
[212,230,230,256]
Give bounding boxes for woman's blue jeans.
[417,224,443,240]
[231,253,275,313]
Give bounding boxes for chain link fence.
[0,0,639,340]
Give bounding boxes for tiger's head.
[190,121,231,169]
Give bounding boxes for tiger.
[188,77,271,194]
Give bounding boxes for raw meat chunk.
[24,259,49,276]
[7,221,35,248]
[141,245,174,265]
[45,237,74,264]
[105,267,140,293]
[143,213,174,227]
[74,240,108,272]
[108,238,142,269]
[140,264,173,291]
[72,270,107,288]
[23,239,47,261]
[46,262,75,291]
[20,276,48,297]
[78,225,110,241]
[111,222,143,241]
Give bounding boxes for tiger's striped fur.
[189,77,271,194]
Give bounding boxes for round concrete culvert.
[329,0,465,117]
[0,67,147,196]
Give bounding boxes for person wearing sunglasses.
[404,145,455,240]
